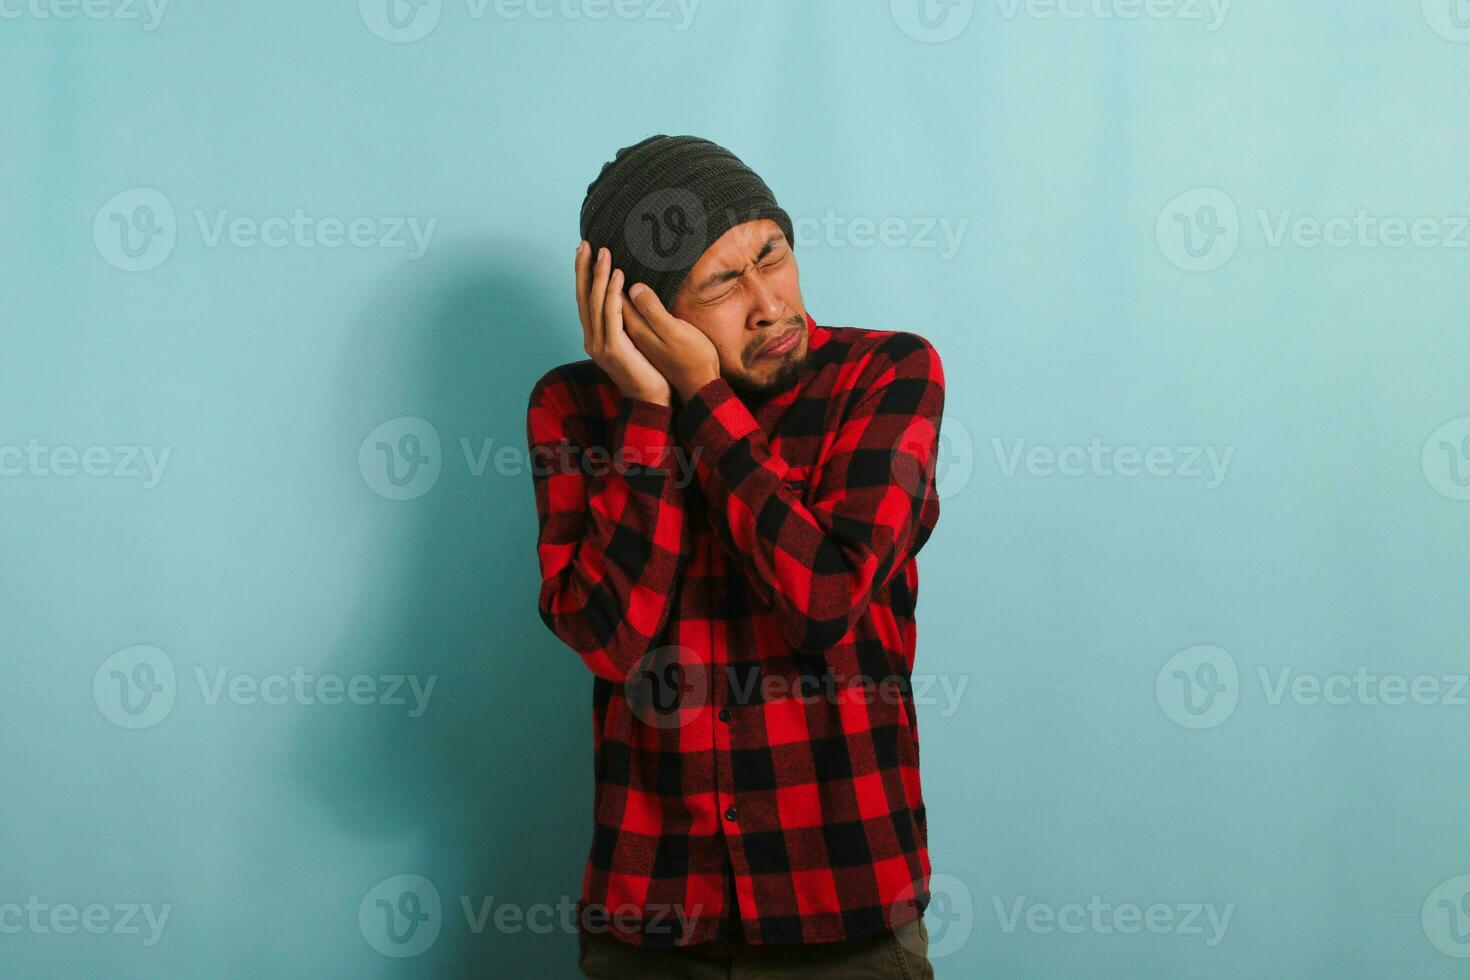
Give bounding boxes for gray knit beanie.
[579,135,795,311]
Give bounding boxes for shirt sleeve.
[526,369,687,683]
[672,332,945,655]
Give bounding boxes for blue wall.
[4,1,1470,976]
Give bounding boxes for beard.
[725,315,810,404]
[726,355,806,404]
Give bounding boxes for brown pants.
[577,917,934,979]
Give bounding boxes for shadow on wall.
[289,239,595,977]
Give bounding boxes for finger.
[574,241,592,347]
[602,267,625,348]
[589,247,610,348]
[626,283,670,338]
[621,289,657,349]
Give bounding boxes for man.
[526,134,944,978]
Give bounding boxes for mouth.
[757,325,801,359]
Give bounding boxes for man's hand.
[623,283,721,403]
[575,242,672,406]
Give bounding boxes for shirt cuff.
[674,377,769,474]
[614,396,677,470]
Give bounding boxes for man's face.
[670,218,810,402]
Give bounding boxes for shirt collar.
[742,311,826,414]
[805,311,830,350]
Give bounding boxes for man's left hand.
[623,283,721,403]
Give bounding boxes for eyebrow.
[692,234,783,294]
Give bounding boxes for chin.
[730,354,807,402]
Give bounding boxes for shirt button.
[725,805,739,821]
[718,707,731,722]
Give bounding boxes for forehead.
[690,218,786,270]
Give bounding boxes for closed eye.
[701,248,787,303]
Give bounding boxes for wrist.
[675,373,721,404]
[628,389,672,408]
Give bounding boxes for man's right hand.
[575,241,672,407]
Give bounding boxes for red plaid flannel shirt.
[526,313,945,949]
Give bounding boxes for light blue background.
[4,0,1470,976]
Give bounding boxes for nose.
[747,274,786,329]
